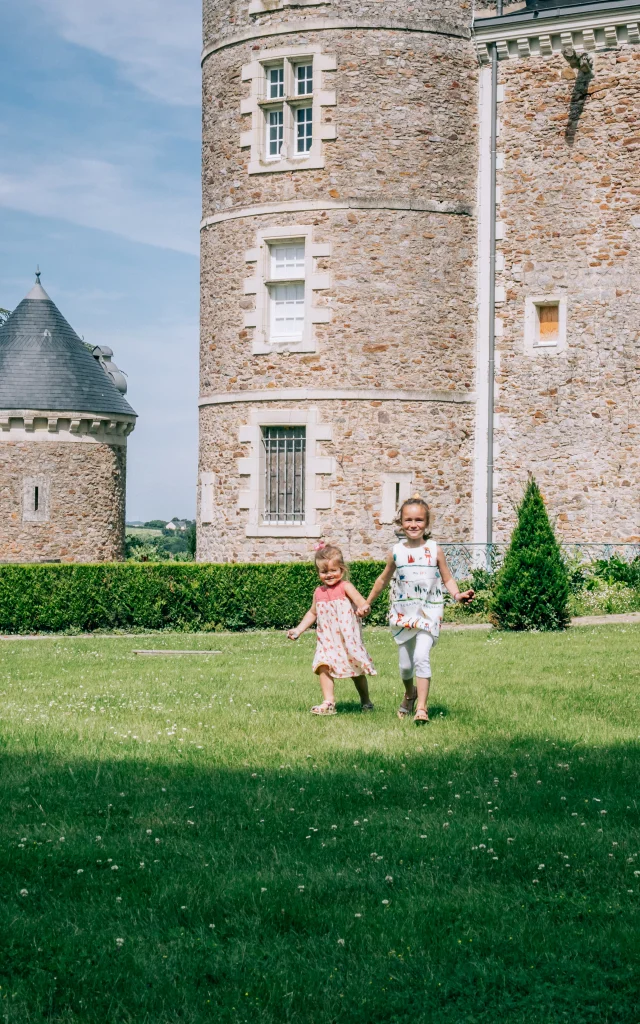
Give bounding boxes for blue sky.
[0,0,202,521]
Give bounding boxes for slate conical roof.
[0,276,136,417]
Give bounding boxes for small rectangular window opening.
[537,303,559,344]
[262,426,306,523]
[34,486,39,512]
[395,482,400,509]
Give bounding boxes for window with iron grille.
[262,426,306,523]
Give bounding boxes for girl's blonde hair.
[314,542,347,574]
[394,494,431,540]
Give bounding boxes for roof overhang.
[473,0,640,61]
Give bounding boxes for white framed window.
[268,241,306,343]
[22,475,50,523]
[237,407,334,539]
[524,294,567,354]
[240,46,337,175]
[243,225,332,354]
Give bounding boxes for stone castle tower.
[0,275,137,563]
[199,0,640,561]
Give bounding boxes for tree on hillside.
[491,477,570,631]
[0,308,10,325]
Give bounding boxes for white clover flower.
[59,837,65,842]
[354,913,361,918]
[443,822,450,828]
[538,864,545,870]
[353,820,360,826]
[19,889,28,897]
[382,899,389,905]
[111,865,119,871]
[115,938,125,947]
[298,885,305,891]
[261,887,267,892]
[140,862,145,868]
[331,825,337,830]
[155,838,161,844]
[77,869,84,875]
[146,829,152,835]
[532,879,539,884]
[385,875,393,883]
[209,923,215,929]
[337,938,345,945]
[96,836,102,842]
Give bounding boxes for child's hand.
[357,603,371,618]
[456,589,475,604]
[287,629,300,640]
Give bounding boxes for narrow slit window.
[296,106,313,152]
[537,303,559,343]
[395,482,400,509]
[262,426,306,523]
[34,486,39,512]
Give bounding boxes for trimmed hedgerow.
[0,561,388,634]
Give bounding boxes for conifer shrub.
[491,478,570,631]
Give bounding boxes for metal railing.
[439,542,640,579]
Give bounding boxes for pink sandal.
[311,700,336,716]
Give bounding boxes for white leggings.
[398,632,434,681]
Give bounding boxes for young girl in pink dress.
[288,543,376,716]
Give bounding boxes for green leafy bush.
[491,478,570,631]
[0,561,388,634]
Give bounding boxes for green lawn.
[1,626,639,1024]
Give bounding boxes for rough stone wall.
[0,441,127,562]
[203,1,473,50]
[200,4,479,562]
[494,47,640,543]
[201,208,477,395]
[198,399,474,562]
[202,28,478,217]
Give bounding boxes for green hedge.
[0,562,388,634]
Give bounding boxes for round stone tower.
[199,0,479,562]
[0,274,137,563]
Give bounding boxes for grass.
[1,625,639,1024]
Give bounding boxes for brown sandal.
[311,700,337,716]
[397,689,417,720]
[414,708,429,724]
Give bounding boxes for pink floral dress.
[312,582,377,679]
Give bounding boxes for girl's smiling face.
[401,504,428,543]
[317,558,344,586]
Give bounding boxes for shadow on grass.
[1,738,639,1024]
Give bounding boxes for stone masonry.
[200,0,640,561]
[199,2,480,562]
[494,46,640,542]
[0,440,126,563]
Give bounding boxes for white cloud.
[0,157,199,255]
[33,0,201,106]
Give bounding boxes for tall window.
[261,58,315,163]
[262,426,306,523]
[268,240,305,342]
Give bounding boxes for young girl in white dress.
[361,496,474,723]
[288,543,376,716]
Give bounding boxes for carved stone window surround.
[243,224,332,354]
[237,405,334,538]
[240,45,336,175]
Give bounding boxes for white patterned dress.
[312,582,377,678]
[388,539,444,645]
